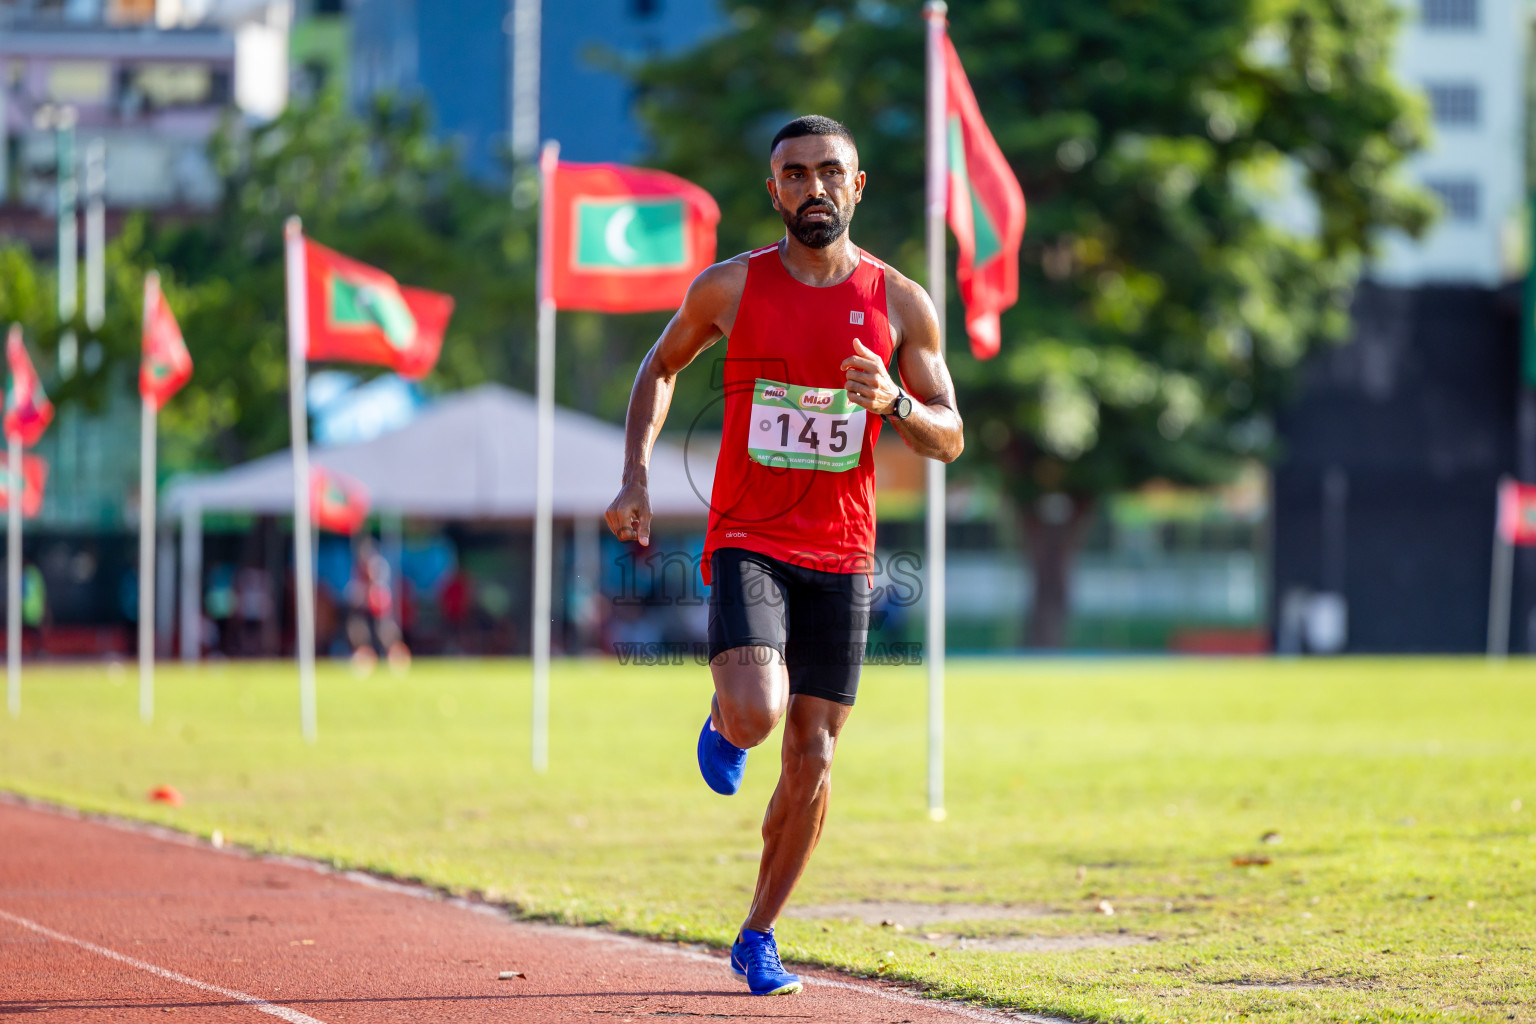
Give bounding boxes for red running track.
[0,799,1052,1023]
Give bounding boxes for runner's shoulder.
[879,259,927,306]
[878,260,939,344]
[685,252,752,312]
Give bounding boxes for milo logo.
[761,385,787,400]
[800,390,835,410]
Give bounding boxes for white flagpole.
[284,217,318,743]
[923,0,949,823]
[7,431,20,719]
[139,272,159,723]
[531,140,559,774]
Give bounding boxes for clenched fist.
[840,337,898,416]
[605,479,652,546]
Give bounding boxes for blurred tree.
[146,93,539,468]
[2,94,547,474]
[634,0,1434,646]
[0,229,146,421]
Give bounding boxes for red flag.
[141,273,193,411]
[3,326,52,447]
[943,32,1026,359]
[0,453,46,518]
[304,240,454,380]
[1499,480,1536,545]
[544,154,719,313]
[311,465,370,535]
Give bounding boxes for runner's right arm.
[606,258,747,545]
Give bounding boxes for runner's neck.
[776,235,862,289]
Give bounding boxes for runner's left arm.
[607,259,746,544]
[840,272,964,463]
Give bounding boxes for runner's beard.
[783,198,850,249]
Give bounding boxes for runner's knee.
[716,697,780,749]
[711,646,786,748]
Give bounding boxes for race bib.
[746,378,866,473]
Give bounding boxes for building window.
[1426,179,1479,222]
[1422,0,1477,28]
[1426,83,1479,126]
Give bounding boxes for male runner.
[605,115,964,996]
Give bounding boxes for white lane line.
[543,927,1039,1022]
[807,977,1070,1023]
[0,908,327,1024]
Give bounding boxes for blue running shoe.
[697,715,747,795]
[730,928,802,996]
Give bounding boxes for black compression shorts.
[706,547,873,706]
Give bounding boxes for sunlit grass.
[2,657,1532,1023]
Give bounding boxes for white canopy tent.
[162,383,715,660]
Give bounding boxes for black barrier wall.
[1272,281,1524,653]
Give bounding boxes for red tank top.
[701,242,893,585]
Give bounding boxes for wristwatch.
[887,387,914,421]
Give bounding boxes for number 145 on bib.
[746,378,866,473]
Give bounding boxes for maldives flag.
[304,240,454,380]
[311,465,370,535]
[3,326,52,447]
[1498,479,1536,545]
[141,273,192,411]
[0,454,47,518]
[544,152,719,312]
[943,32,1026,359]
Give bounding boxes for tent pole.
[923,0,949,823]
[156,522,175,658]
[1490,475,1514,658]
[285,217,318,743]
[383,511,404,635]
[573,513,600,653]
[179,501,200,662]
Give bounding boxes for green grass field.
[1,657,1532,1023]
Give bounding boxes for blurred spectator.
[22,564,47,654]
[205,565,235,656]
[440,567,470,654]
[605,600,661,651]
[315,580,342,658]
[475,579,513,654]
[236,567,273,656]
[398,576,417,641]
[345,537,409,676]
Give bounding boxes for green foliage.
[0,222,150,423]
[145,93,539,468]
[1,94,544,473]
[634,0,1434,503]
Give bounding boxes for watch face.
[896,395,913,420]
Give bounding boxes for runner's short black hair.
[770,115,856,156]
